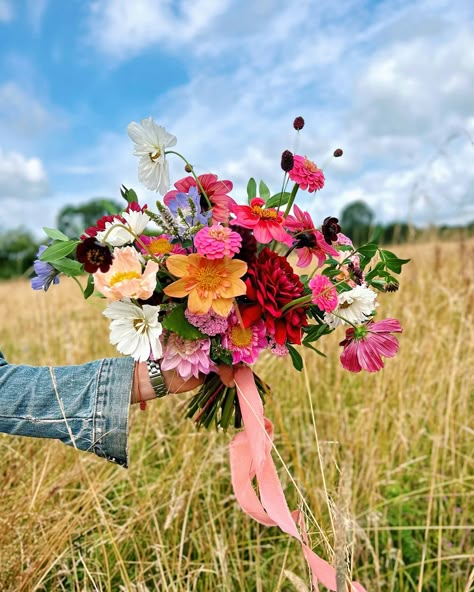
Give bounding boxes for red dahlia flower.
[164,173,235,223]
[241,248,308,345]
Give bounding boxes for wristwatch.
[146,360,168,398]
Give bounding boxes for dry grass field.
[0,238,472,591]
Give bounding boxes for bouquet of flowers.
[34,116,408,590]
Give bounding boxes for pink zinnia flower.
[160,333,214,379]
[285,205,338,267]
[309,275,338,313]
[164,173,236,223]
[222,312,267,364]
[194,224,242,259]
[93,246,158,301]
[339,318,402,373]
[288,155,325,192]
[138,234,187,258]
[231,198,293,246]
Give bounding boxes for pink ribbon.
[229,366,367,592]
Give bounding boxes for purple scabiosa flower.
[185,308,229,336]
[166,186,211,229]
[31,245,60,291]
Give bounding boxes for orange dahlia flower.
[164,254,247,316]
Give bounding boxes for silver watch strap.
[146,360,168,398]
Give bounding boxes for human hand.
[131,362,203,404]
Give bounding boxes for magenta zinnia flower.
[285,205,338,267]
[194,224,242,259]
[222,312,267,364]
[163,173,235,223]
[288,155,325,192]
[308,275,338,313]
[339,318,402,373]
[160,333,214,379]
[231,198,293,246]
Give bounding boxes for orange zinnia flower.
[164,254,247,316]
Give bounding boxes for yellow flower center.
[148,237,173,255]
[230,325,253,347]
[133,318,147,333]
[251,205,278,220]
[149,148,162,162]
[109,271,141,286]
[208,228,228,240]
[195,264,224,292]
[303,156,319,173]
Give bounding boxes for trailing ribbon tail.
[229,365,367,592]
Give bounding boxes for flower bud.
[185,163,193,173]
[333,148,343,157]
[281,150,294,172]
[293,116,305,131]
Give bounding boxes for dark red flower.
[76,237,113,273]
[321,216,341,244]
[281,150,294,172]
[233,226,257,265]
[293,116,305,131]
[241,248,308,345]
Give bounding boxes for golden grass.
[0,239,472,591]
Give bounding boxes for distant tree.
[0,227,39,279]
[382,222,411,244]
[340,200,375,245]
[57,198,123,238]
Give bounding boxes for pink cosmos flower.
[194,224,242,259]
[288,155,325,192]
[93,246,158,301]
[308,275,338,312]
[339,318,402,373]
[160,333,214,379]
[164,173,236,223]
[285,205,338,267]
[231,198,293,246]
[138,234,187,258]
[221,312,267,364]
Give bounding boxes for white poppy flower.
[103,299,163,361]
[96,209,150,246]
[127,117,177,194]
[324,285,377,329]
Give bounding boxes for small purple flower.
[167,186,211,228]
[31,245,60,291]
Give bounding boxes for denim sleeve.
[0,350,135,467]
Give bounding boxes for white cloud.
[87,0,232,60]
[0,148,49,199]
[0,0,13,22]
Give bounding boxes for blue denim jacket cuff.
[92,357,135,468]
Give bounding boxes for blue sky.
[1,0,473,237]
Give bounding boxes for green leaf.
[247,178,257,203]
[379,250,410,274]
[265,192,291,209]
[356,243,378,258]
[43,227,70,242]
[258,180,271,201]
[120,185,138,204]
[302,342,327,357]
[51,258,84,277]
[161,305,204,340]
[39,240,79,262]
[287,344,303,371]
[83,274,95,299]
[303,323,332,342]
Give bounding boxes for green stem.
[280,294,312,314]
[165,150,212,209]
[71,275,84,296]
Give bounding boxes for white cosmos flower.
[324,285,377,329]
[103,299,163,362]
[127,117,177,194]
[96,209,150,247]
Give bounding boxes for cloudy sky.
[1,0,473,237]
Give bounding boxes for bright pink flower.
[194,224,242,259]
[285,205,338,267]
[222,312,267,364]
[309,275,338,312]
[164,173,235,223]
[138,234,187,257]
[231,198,293,246]
[288,155,325,192]
[339,318,402,373]
[160,333,214,379]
